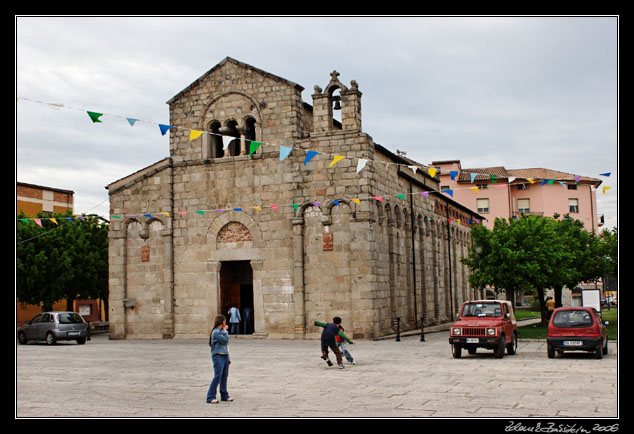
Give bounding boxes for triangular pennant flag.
[161,212,170,217]
[356,159,368,173]
[291,204,299,212]
[111,215,122,219]
[373,196,383,202]
[526,178,535,184]
[143,214,153,218]
[599,173,611,177]
[87,111,103,123]
[489,175,497,183]
[252,206,262,211]
[127,118,139,126]
[508,177,516,184]
[331,200,340,206]
[195,210,205,215]
[271,205,278,211]
[351,198,361,205]
[159,124,173,136]
[395,194,406,200]
[540,179,549,186]
[233,208,243,212]
[50,218,58,225]
[428,167,437,178]
[222,135,234,150]
[279,146,292,161]
[443,189,453,197]
[419,192,429,197]
[470,172,477,183]
[450,171,458,181]
[190,130,204,141]
[470,187,479,194]
[558,182,567,188]
[304,151,318,165]
[602,186,611,194]
[34,218,42,227]
[409,165,418,174]
[329,155,345,167]
[547,179,555,185]
[249,141,262,156]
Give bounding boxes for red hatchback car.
[547,307,608,359]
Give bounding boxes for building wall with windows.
[432,161,602,232]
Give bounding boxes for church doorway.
[219,261,254,334]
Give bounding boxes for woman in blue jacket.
[206,315,233,403]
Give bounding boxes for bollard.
[420,316,425,342]
[395,317,401,342]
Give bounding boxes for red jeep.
[449,300,518,358]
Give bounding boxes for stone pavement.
[16,328,618,418]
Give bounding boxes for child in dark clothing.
[314,317,354,369]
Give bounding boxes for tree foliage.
[16,211,109,312]
[462,214,614,324]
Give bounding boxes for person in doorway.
[206,315,233,404]
[242,307,253,334]
[227,306,241,335]
[314,317,353,369]
[335,319,355,365]
[546,296,556,321]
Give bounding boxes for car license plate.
[466,338,479,343]
[68,331,80,336]
[563,341,582,346]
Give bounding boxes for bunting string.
[17,97,614,228]
[18,97,612,186]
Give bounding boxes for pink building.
[432,160,603,232]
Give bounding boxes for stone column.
[292,216,306,338]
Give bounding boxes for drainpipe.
[409,181,418,328]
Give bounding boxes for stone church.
[107,57,482,340]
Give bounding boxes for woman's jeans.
[207,354,230,401]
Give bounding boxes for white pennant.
[356,159,368,173]
[222,135,234,150]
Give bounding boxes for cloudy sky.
[15,16,618,230]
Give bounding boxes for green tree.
[16,211,109,315]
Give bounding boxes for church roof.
[166,57,304,105]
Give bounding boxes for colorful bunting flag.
[34,219,42,227]
[159,124,173,136]
[373,196,383,202]
[600,173,611,177]
[428,168,437,178]
[450,171,458,181]
[443,190,453,197]
[351,198,361,205]
[87,111,103,123]
[249,141,262,156]
[602,186,611,194]
[329,155,345,167]
[190,130,204,141]
[470,173,477,183]
[127,118,139,126]
[470,187,479,194]
[291,204,299,212]
[356,159,368,173]
[395,194,406,200]
[304,151,318,166]
[279,146,292,161]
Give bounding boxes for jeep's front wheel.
[452,344,462,358]
[494,335,505,358]
[506,332,517,355]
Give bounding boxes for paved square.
[16,330,618,418]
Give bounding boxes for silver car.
[17,311,89,345]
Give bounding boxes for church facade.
[107,57,482,340]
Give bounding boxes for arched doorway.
[219,261,254,334]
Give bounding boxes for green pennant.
[489,175,497,183]
[395,194,406,200]
[196,210,205,215]
[291,204,299,212]
[249,141,262,156]
[87,111,103,123]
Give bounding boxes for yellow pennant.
[526,178,535,184]
[351,198,361,205]
[189,130,204,141]
[329,155,345,167]
[252,206,262,211]
[428,167,437,178]
[470,187,479,194]
[50,218,58,225]
[602,186,611,194]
